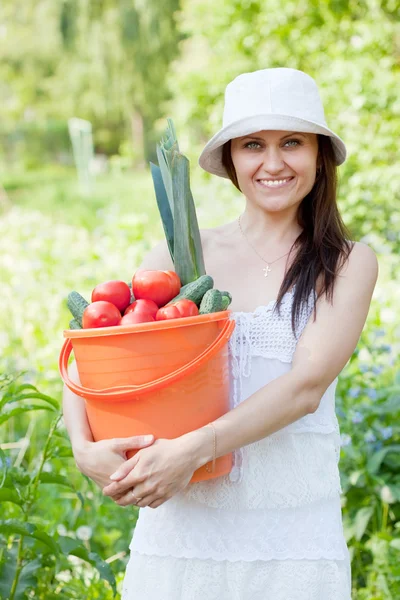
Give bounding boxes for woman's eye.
[284,139,300,147]
[245,141,260,149]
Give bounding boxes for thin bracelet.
[205,423,217,473]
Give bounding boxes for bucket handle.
[59,318,235,401]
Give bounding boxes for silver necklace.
[238,215,291,278]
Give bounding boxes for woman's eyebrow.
[241,132,308,141]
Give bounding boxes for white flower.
[57,524,68,536]
[76,525,93,541]
[380,485,396,504]
[76,525,93,542]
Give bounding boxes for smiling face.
[230,130,319,212]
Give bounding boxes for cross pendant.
[263,265,271,277]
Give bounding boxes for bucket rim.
[63,309,232,339]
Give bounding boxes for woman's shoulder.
[200,221,238,244]
[341,240,378,279]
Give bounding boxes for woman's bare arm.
[184,242,379,468]
[62,361,94,453]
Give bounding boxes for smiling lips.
[257,177,294,189]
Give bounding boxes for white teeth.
[258,177,292,187]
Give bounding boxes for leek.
[151,118,206,285]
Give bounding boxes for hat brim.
[198,114,347,178]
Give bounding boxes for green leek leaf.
[150,161,174,261]
[172,153,205,284]
[153,118,206,284]
[156,142,174,217]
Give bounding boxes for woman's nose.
[259,148,285,173]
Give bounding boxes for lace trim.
[122,552,352,600]
[130,495,347,562]
[228,287,316,483]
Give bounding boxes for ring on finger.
[131,489,143,502]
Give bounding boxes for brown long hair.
[221,135,354,338]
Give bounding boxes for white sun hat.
[198,67,347,179]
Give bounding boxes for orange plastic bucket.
[59,311,235,483]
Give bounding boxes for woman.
[63,68,378,599]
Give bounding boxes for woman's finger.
[111,435,154,457]
[103,471,144,496]
[109,453,141,481]
[148,497,166,509]
[116,490,156,508]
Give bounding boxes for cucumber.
[169,275,214,306]
[221,295,231,310]
[220,291,232,303]
[220,290,232,310]
[69,318,82,330]
[67,291,90,327]
[199,289,223,314]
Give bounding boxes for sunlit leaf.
[354,506,374,541]
[0,404,55,426]
[367,445,400,475]
[9,390,59,410]
[0,488,23,507]
[0,519,59,554]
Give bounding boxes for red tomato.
[132,270,180,307]
[164,271,181,297]
[120,311,155,325]
[156,305,182,321]
[124,299,159,319]
[82,301,121,329]
[91,280,131,312]
[172,299,199,317]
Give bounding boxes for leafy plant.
[336,358,400,597]
[0,374,117,599]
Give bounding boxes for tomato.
[124,299,159,319]
[91,280,131,312]
[155,305,182,321]
[132,270,181,307]
[120,311,155,325]
[82,301,121,329]
[164,271,181,297]
[172,299,199,318]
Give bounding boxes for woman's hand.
[73,435,155,491]
[102,437,198,509]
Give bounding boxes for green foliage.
[0,375,118,598]
[335,338,400,596]
[0,0,184,166]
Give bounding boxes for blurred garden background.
[0,0,399,598]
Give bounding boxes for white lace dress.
[121,287,352,600]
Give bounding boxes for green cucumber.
[169,275,214,306]
[220,290,232,310]
[221,295,231,310]
[67,291,90,327]
[69,318,82,330]
[220,291,232,303]
[199,289,223,314]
